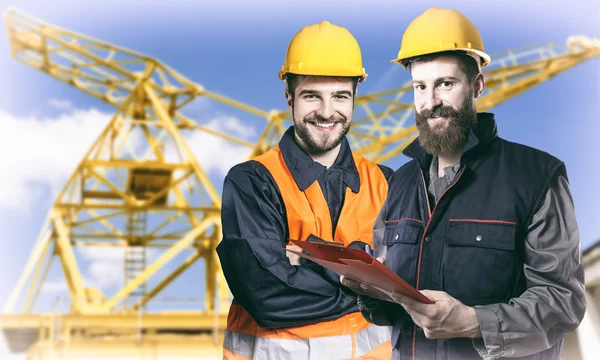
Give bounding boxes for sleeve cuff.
[472,306,505,360]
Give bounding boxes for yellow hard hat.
[279,20,367,82]
[392,8,491,69]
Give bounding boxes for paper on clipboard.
[287,239,434,304]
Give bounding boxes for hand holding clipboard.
[286,239,433,304]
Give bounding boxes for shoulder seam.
[523,159,565,229]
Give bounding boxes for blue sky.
[0,0,598,357]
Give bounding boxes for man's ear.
[474,73,485,98]
[285,89,293,110]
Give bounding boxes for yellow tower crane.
[1,7,598,360]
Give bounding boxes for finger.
[423,329,437,340]
[392,291,418,307]
[340,276,362,290]
[286,255,301,266]
[392,292,433,315]
[411,317,424,329]
[341,277,388,299]
[419,290,447,301]
[376,257,384,264]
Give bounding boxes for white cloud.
[0,107,112,212]
[180,96,212,117]
[177,115,255,175]
[41,279,69,293]
[48,99,74,110]
[77,247,124,290]
[215,115,256,138]
[77,246,161,291]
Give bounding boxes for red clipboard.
[287,239,434,304]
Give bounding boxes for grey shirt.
[370,157,586,359]
[428,156,461,203]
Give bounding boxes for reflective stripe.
[355,324,392,357]
[224,325,392,359]
[306,334,353,359]
[253,336,310,359]
[223,330,255,359]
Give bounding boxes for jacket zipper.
[412,167,465,360]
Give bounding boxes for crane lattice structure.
[1,7,598,360]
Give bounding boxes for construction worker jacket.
[216,126,394,359]
[361,114,586,360]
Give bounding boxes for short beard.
[294,111,351,154]
[415,97,475,156]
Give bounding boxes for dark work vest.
[384,114,566,359]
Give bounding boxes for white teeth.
[314,122,335,128]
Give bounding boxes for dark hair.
[285,74,359,101]
[405,51,481,83]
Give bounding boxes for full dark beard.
[294,112,351,154]
[414,97,475,156]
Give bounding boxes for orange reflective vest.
[223,146,392,359]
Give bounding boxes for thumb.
[419,290,447,301]
[376,257,384,264]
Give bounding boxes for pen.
[365,244,372,256]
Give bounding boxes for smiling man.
[216,21,394,359]
[342,7,586,360]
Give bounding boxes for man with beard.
[217,20,394,359]
[341,7,586,360]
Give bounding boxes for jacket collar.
[279,126,360,192]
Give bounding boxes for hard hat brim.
[391,48,491,70]
[278,70,367,83]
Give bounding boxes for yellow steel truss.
[1,7,598,360]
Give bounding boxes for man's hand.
[285,245,302,266]
[340,258,385,293]
[340,275,398,303]
[340,256,481,340]
[392,290,481,340]
[340,257,397,302]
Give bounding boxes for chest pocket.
[442,220,517,305]
[383,220,423,288]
